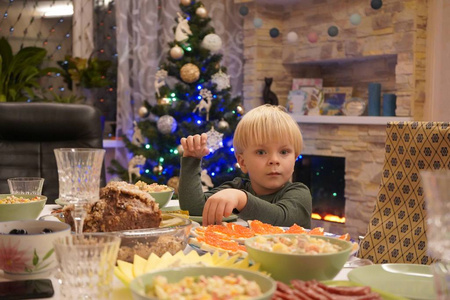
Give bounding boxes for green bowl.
[0,194,47,221]
[148,188,174,208]
[245,234,353,283]
[129,266,276,300]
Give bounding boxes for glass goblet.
[54,148,105,234]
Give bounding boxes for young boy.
[178,104,312,227]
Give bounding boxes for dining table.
[0,199,361,300]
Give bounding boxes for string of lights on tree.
[109,0,245,193]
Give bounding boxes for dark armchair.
[0,102,106,203]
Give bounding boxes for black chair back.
[0,102,105,203]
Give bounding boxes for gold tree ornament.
[170,45,184,60]
[180,63,200,83]
[217,118,230,130]
[196,6,208,18]
[180,0,191,6]
[157,97,171,105]
[236,105,245,115]
[167,176,180,195]
[138,106,149,118]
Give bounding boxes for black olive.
[41,228,53,233]
[9,229,27,234]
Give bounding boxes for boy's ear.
[235,153,248,174]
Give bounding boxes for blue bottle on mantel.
[368,83,381,116]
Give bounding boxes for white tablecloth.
[0,201,356,299]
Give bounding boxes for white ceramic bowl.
[0,220,71,279]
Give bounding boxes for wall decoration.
[320,87,353,116]
[350,13,362,25]
[307,32,319,43]
[286,31,298,43]
[239,5,249,16]
[253,18,263,28]
[327,26,339,37]
[269,28,280,38]
[371,0,383,10]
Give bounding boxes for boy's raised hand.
[180,133,210,159]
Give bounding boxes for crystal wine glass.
[54,148,105,234]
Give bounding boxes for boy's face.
[236,141,296,195]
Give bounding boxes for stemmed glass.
[54,148,105,234]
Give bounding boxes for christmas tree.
[110,0,244,194]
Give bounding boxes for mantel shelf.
[291,115,413,125]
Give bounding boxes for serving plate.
[161,205,238,222]
[322,280,408,300]
[347,264,436,300]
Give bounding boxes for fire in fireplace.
[293,155,346,223]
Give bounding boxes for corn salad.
[0,195,42,204]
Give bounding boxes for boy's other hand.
[180,133,210,159]
[202,189,247,226]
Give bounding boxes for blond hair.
[233,104,303,157]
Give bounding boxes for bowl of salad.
[245,234,353,283]
[129,266,276,300]
[135,181,174,208]
[0,194,47,221]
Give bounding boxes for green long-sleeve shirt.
[178,157,312,228]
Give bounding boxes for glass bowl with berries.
[0,220,71,279]
[0,194,47,221]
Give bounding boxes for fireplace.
[293,155,346,224]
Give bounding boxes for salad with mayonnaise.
[249,234,342,254]
[146,273,262,300]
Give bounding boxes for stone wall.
[233,0,428,239]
